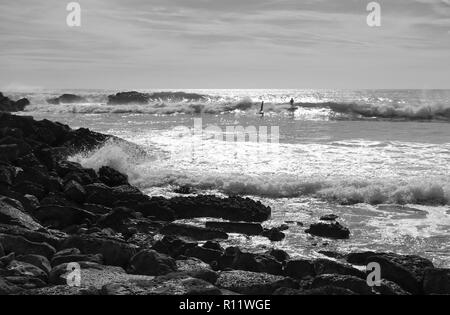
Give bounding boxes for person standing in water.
[260,101,265,117]
[290,98,295,107]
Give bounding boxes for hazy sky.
[0,0,449,90]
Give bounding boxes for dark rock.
[262,227,285,241]
[175,258,218,284]
[34,205,97,229]
[152,235,197,258]
[160,223,228,241]
[318,251,347,260]
[0,200,43,230]
[305,222,350,239]
[101,272,221,295]
[0,144,19,162]
[5,260,48,282]
[202,241,223,252]
[98,166,128,187]
[215,270,297,295]
[16,254,51,274]
[284,259,315,279]
[185,246,223,263]
[0,93,30,112]
[107,91,150,105]
[0,241,4,257]
[96,207,137,231]
[51,252,103,267]
[62,235,138,267]
[320,214,339,221]
[0,277,21,295]
[85,183,148,208]
[0,224,64,249]
[47,94,86,105]
[313,258,365,278]
[0,233,56,258]
[373,279,411,295]
[0,136,32,157]
[266,249,290,262]
[205,221,263,235]
[311,274,372,295]
[423,268,450,295]
[128,249,177,276]
[13,181,45,200]
[63,180,86,203]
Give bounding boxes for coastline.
[0,106,449,295]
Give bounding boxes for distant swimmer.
[290,98,295,107]
[259,101,265,117]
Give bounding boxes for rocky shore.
[0,110,449,295]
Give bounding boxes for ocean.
[10,88,450,267]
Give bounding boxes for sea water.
[11,89,450,266]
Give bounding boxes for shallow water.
[13,89,450,267]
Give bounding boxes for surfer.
[290,98,295,107]
[259,101,265,117]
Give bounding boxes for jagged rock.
[47,94,86,105]
[215,270,297,295]
[284,259,315,279]
[262,227,285,241]
[0,93,30,112]
[0,233,56,258]
[160,223,228,241]
[34,205,97,229]
[320,214,339,221]
[98,166,128,187]
[16,254,51,274]
[152,236,197,258]
[0,200,43,230]
[63,180,86,203]
[107,91,150,105]
[205,221,263,236]
[101,272,221,295]
[312,258,365,278]
[311,274,372,295]
[305,222,350,239]
[185,246,223,263]
[423,268,450,295]
[128,249,177,276]
[62,235,138,267]
[266,249,290,262]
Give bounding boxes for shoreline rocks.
[0,93,30,112]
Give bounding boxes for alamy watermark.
[367,2,381,27]
[66,2,81,27]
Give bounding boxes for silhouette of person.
[290,98,295,107]
[260,101,265,117]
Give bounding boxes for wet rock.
[63,180,86,204]
[0,200,43,230]
[0,93,30,112]
[262,227,285,241]
[0,224,64,249]
[96,207,137,232]
[215,270,297,295]
[423,268,450,295]
[5,260,48,282]
[85,183,148,207]
[62,235,138,267]
[0,233,56,258]
[284,259,315,279]
[160,223,228,241]
[98,166,128,187]
[128,249,177,276]
[0,145,19,162]
[176,258,218,284]
[305,222,350,239]
[107,91,150,105]
[13,181,45,200]
[313,258,365,278]
[34,205,97,229]
[266,249,290,262]
[185,246,223,264]
[47,94,86,105]
[0,277,21,295]
[320,214,339,221]
[311,274,372,295]
[101,272,221,295]
[202,241,223,252]
[230,252,283,275]
[152,235,197,258]
[16,254,51,274]
[373,279,411,295]
[205,221,263,236]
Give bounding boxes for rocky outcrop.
[204,222,263,236]
[46,94,87,105]
[305,222,350,239]
[128,250,177,276]
[0,93,30,112]
[160,223,228,241]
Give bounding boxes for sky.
[0,0,449,90]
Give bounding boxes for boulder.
[266,249,290,262]
[0,223,64,249]
[215,270,297,295]
[312,258,365,278]
[152,235,197,258]
[5,259,48,282]
[160,223,228,241]
[98,166,129,187]
[34,205,97,229]
[0,233,56,258]
[63,180,86,204]
[284,259,315,279]
[311,274,372,295]
[185,246,223,263]
[62,235,138,267]
[96,207,137,231]
[305,222,350,239]
[128,249,177,276]
[0,200,43,230]
[0,93,30,112]
[204,221,263,236]
[202,241,223,252]
[101,272,221,295]
[16,254,51,274]
[229,252,283,275]
[423,268,450,295]
[262,227,285,241]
